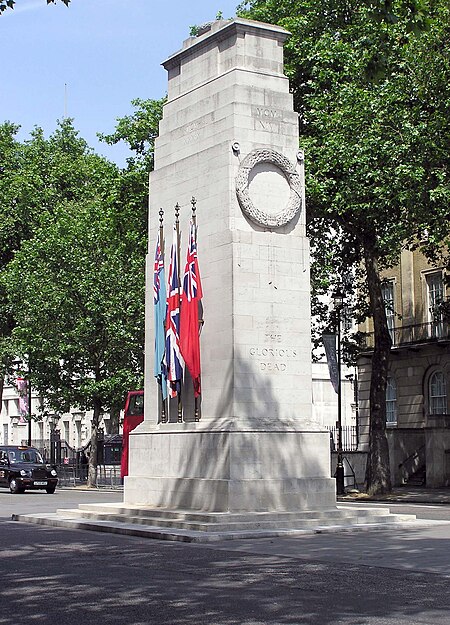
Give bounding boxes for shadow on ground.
[1,521,449,625]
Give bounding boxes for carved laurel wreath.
[235,148,302,228]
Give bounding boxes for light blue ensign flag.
[153,232,168,400]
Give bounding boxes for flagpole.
[175,202,183,423]
[191,196,201,422]
[159,208,168,424]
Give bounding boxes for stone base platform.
[12,503,417,543]
[124,429,338,513]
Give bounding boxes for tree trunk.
[87,398,102,488]
[364,242,392,495]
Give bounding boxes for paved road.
[0,487,122,519]
[1,491,450,625]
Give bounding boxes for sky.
[1,0,241,166]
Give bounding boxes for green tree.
[98,96,165,241]
[3,198,145,486]
[0,123,23,370]
[0,0,70,14]
[0,119,147,485]
[0,119,116,251]
[98,97,165,173]
[0,119,117,370]
[238,0,450,493]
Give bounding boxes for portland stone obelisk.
[124,18,336,515]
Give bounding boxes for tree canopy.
[0,118,148,485]
[98,97,165,174]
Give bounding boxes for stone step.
[62,507,415,532]
[74,503,390,524]
[12,509,419,543]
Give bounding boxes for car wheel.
[46,485,56,494]
[9,478,24,494]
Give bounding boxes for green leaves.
[0,118,146,416]
[0,0,70,14]
[98,97,165,172]
[0,1,15,13]
[3,195,146,414]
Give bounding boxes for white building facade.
[1,379,111,455]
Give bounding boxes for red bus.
[120,390,144,479]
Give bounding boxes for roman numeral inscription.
[252,107,283,133]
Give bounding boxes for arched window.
[386,376,397,425]
[429,371,447,415]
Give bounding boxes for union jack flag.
[180,221,203,397]
[165,226,184,397]
[183,222,203,302]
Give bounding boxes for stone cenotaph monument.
[12,18,414,539]
[125,18,337,519]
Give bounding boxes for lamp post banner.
[322,334,338,394]
[16,377,28,423]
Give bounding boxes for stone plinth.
[125,18,336,514]
[125,428,334,511]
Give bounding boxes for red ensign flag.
[180,221,203,397]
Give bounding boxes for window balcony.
[360,321,450,351]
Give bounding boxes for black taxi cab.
[0,446,58,494]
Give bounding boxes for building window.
[76,421,82,448]
[381,281,395,344]
[386,376,397,425]
[426,272,444,338]
[429,371,447,415]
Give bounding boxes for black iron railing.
[328,425,359,452]
[361,321,450,350]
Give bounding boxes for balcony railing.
[361,321,450,350]
[328,425,359,452]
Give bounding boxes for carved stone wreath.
[235,148,302,228]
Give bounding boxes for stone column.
[125,18,336,513]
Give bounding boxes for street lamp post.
[333,290,345,496]
[48,414,61,465]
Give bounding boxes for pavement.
[338,486,450,505]
[61,484,450,505]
